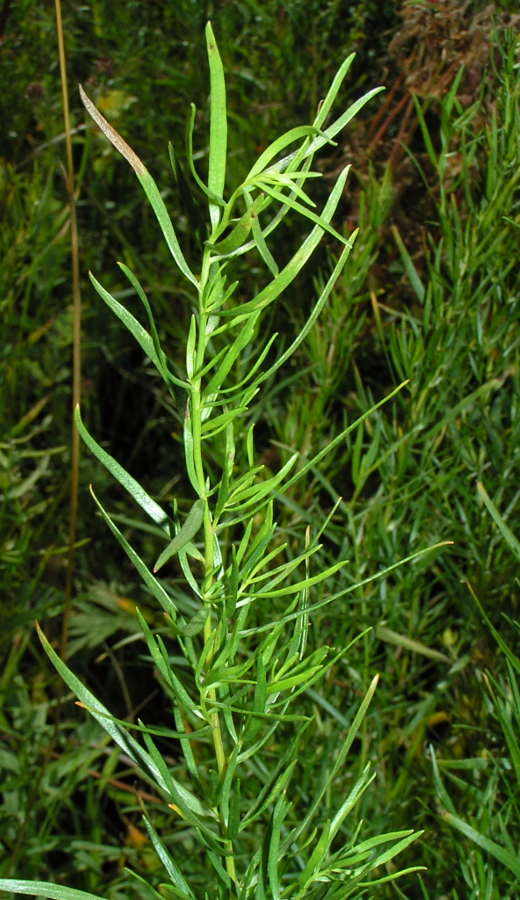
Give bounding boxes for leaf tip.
[79,83,145,176]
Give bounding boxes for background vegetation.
[1,1,520,898]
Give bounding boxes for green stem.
[192,260,237,886]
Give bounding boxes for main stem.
[191,260,237,885]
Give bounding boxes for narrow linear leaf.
[375,625,450,662]
[441,812,520,878]
[206,21,227,227]
[260,182,348,245]
[88,272,162,375]
[89,485,176,617]
[258,237,356,386]
[391,225,425,303]
[154,499,204,572]
[206,193,265,255]
[243,543,453,637]
[0,882,104,900]
[218,164,351,318]
[80,86,197,287]
[247,126,329,181]
[267,796,288,900]
[36,624,170,794]
[169,141,207,249]
[477,481,520,563]
[273,86,384,173]
[74,405,170,531]
[252,558,347,598]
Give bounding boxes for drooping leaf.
[154,499,205,572]
[80,85,198,287]
[75,405,170,531]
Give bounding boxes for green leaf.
[282,676,379,851]
[441,812,520,878]
[410,91,438,171]
[36,624,174,794]
[168,141,206,249]
[219,164,351,318]
[259,181,349,245]
[375,625,450,663]
[282,380,407,493]
[329,765,375,840]
[135,609,198,711]
[241,760,298,829]
[140,728,216,824]
[477,481,520,563]
[273,86,384,174]
[314,53,356,129]
[391,224,425,303]
[74,406,170,531]
[201,405,249,439]
[88,272,168,380]
[154,499,205,571]
[228,778,241,840]
[80,86,197,287]
[247,126,330,181]
[251,196,279,276]
[206,21,227,228]
[204,313,260,397]
[183,399,202,493]
[298,820,331,890]
[186,314,197,379]
[88,485,176,617]
[257,238,356,386]
[185,103,227,208]
[267,795,288,900]
[117,262,188,393]
[206,193,266,255]
[0,882,103,900]
[175,605,209,638]
[252,558,347,598]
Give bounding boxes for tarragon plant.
[0,23,443,900]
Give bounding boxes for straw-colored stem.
[54,0,82,665]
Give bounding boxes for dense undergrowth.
[1,2,520,898]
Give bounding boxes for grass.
[0,4,519,899]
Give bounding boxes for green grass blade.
[282,381,408,493]
[477,481,520,563]
[391,225,425,302]
[375,625,450,663]
[442,812,520,878]
[0,882,103,900]
[267,796,287,900]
